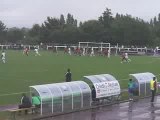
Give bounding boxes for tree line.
[0,8,160,47]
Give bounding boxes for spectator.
[18,93,32,114]
[128,79,134,101]
[132,81,139,96]
[32,93,41,113]
[65,68,72,82]
[91,86,96,101]
[150,77,157,102]
[32,93,41,108]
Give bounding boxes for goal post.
[78,42,111,58]
[100,42,111,58]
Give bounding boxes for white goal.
[78,42,111,57]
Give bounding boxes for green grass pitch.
[0,50,160,105]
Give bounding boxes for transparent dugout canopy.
[83,74,118,84]
[129,72,155,96]
[30,81,91,115]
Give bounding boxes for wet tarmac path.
[1,96,160,120]
[44,96,160,120]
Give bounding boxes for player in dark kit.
[23,47,29,56]
[64,47,68,54]
[65,68,72,82]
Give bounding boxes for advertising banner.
[94,81,120,98]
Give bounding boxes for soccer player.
[121,52,131,63]
[76,47,81,56]
[121,53,126,63]
[65,68,72,82]
[73,47,76,55]
[23,47,29,56]
[1,50,6,63]
[68,47,71,55]
[103,48,108,57]
[97,48,102,56]
[34,48,41,56]
[90,48,95,56]
[82,47,85,56]
[125,52,131,62]
[64,47,68,54]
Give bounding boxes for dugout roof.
[30,81,91,115]
[83,74,117,83]
[129,72,155,83]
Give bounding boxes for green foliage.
[99,8,113,28]
[29,24,41,37]
[66,13,77,27]
[111,14,152,45]
[79,20,104,42]
[7,27,24,44]
[0,21,7,43]
[60,14,65,26]
[1,8,160,46]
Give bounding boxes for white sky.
[0,0,160,28]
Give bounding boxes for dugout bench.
[7,106,37,120]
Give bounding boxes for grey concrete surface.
[45,96,160,120]
[0,104,17,112]
[1,96,160,120]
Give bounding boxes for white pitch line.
[0,91,28,97]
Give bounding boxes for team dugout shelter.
[129,72,156,97]
[30,81,91,115]
[82,74,121,100]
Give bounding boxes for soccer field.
[0,50,160,105]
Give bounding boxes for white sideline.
[0,91,28,97]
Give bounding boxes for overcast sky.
[1,0,160,28]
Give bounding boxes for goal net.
[78,42,111,57]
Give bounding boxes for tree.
[66,13,77,27]
[99,8,113,28]
[60,14,65,26]
[79,22,83,27]
[29,24,41,37]
[111,14,152,46]
[5,8,158,46]
[28,24,41,44]
[153,17,157,26]
[7,27,24,44]
[44,17,61,30]
[98,8,114,43]
[0,21,7,43]
[79,20,104,42]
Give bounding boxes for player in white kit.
[1,51,6,63]
[125,52,131,62]
[68,48,71,55]
[82,48,85,56]
[90,48,95,56]
[34,48,41,56]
